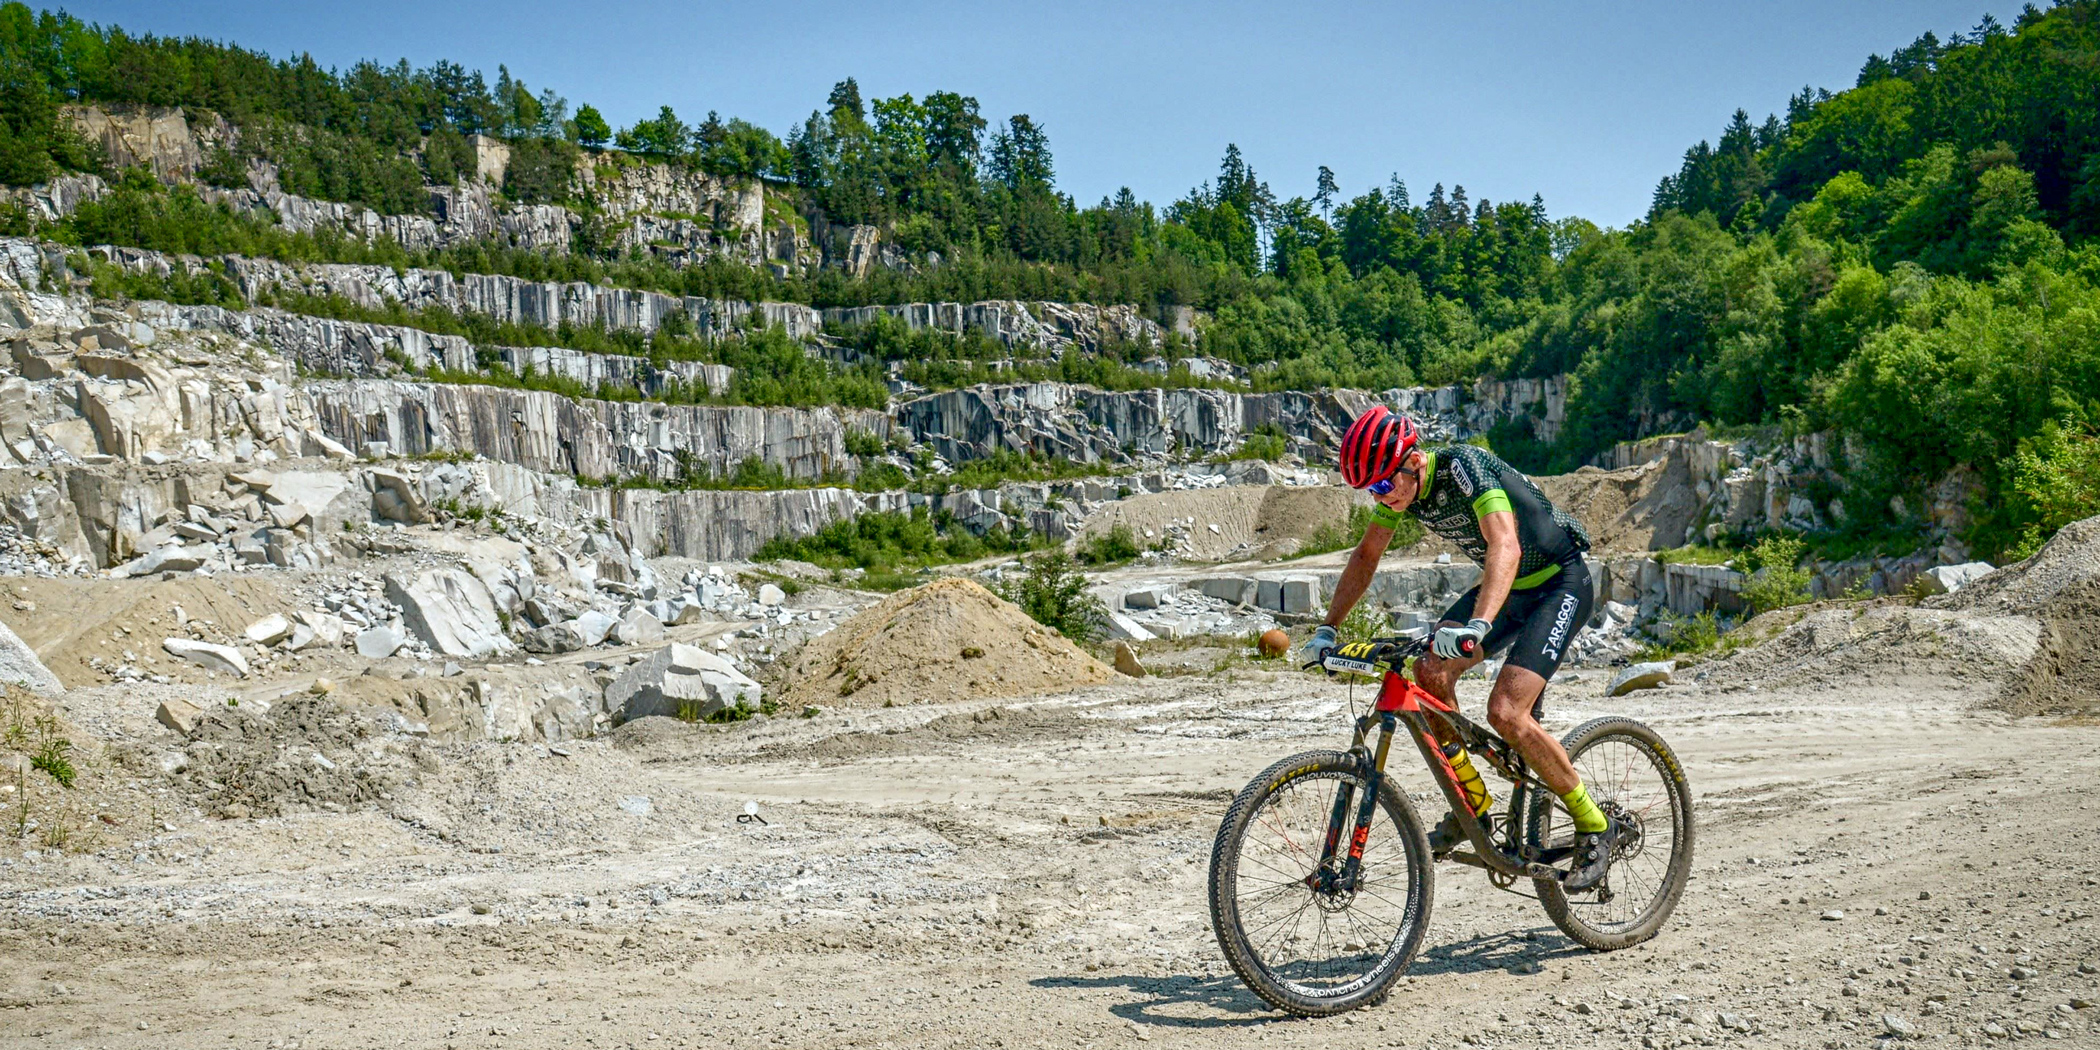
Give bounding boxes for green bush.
[1639,611,1723,658]
[1998,422,2100,561]
[996,549,1107,645]
[1740,533,1813,615]
[1075,523,1141,566]
[755,508,1040,574]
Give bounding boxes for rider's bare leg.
[1485,663,1579,796]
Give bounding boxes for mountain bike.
[1207,634,1694,1016]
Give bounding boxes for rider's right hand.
[1299,624,1338,667]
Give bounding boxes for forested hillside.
[1,1,2097,559]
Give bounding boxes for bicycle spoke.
[1224,767,1424,999]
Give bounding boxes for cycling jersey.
[1368,444,1591,589]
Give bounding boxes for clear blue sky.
[57,0,2018,226]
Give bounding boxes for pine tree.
[1314,165,1338,219]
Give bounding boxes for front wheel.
[1208,750,1434,1016]
[1528,717,1695,950]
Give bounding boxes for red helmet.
[1339,406,1418,488]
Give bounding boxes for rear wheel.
[1528,717,1694,951]
[1208,750,1434,1016]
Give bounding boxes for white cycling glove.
[1299,624,1338,666]
[1433,618,1492,660]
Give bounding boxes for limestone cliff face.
[303,379,888,483]
[78,239,1167,353]
[892,380,1562,467]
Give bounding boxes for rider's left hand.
[1433,618,1491,659]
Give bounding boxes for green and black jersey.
[1368,444,1591,589]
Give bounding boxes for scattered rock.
[354,626,404,660]
[757,583,786,606]
[1123,588,1160,610]
[612,605,665,647]
[1821,909,1845,921]
[570,610,617,647]
[1609,661,1673,696]
[161,638,249,677]
[156,698,204,735]
[522,622,584,654]
[1882,1013,1917,1039]
[1112,642,1146,678]
[1103,611,1156,643]
[243,613,294,646]
[1915,561,1996,595]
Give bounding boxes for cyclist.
[1299,406,1617,891]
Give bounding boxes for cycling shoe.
[1563,813,1620,892]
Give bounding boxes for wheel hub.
[1607,802,1646,862]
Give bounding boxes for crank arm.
[1445,849,1564,882]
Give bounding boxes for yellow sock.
[1442,745,1494,816]
[1561,782,1608,833]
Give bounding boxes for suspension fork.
[1338,713,1400,887]
[1313,714,1395,888]
[1313,715,1375,876]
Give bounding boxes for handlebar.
[1304,633,1477,676]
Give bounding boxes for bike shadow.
[1029,971,1280,1030]
[1030,928,1586,1030]
[1407,926,1587,977]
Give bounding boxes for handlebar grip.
[1459,637,1479,658]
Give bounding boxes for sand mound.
[177,694,428,817]
[1538,459,1700,554]
[778,578,1114,710]
[1694,600,2039,697]
[1076,484,1383,561]
[1698,515,2100,706]
[2001,575,2100,717]
[1941,515,2100,615]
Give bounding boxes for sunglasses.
[1366,464,1416,496]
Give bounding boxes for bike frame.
[1313,661,1570,888]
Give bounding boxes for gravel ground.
[1,664,2096,1049]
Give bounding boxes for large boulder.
[385,569,514,658]
[0,619,63,697]
[521,622,585,654]
[604,642,761,722]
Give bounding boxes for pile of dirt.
[1692,599,2039,696]
[1076,484,1384,562]
[177,694,430,817]
[2001,575,2100,717]
[1944,516,2100,717]
[776,578,1114,710]
[1538,458,1699,554]
[0,574,301,688]
[1700,515,2100,708]
[1941,515,2100,615]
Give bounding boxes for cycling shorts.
[1437,557,1594,681]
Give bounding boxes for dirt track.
[3,665,2096,1049]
